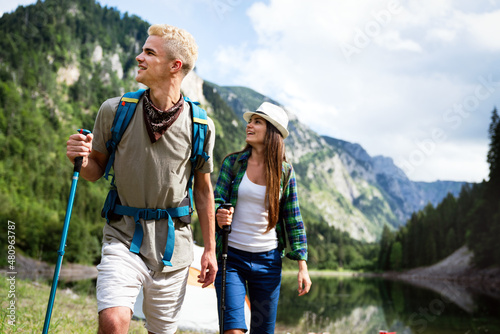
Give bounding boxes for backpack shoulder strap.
[104,89,146,180]
[183,96,210,210]
[184,96,209,164]
[230,152,245,179]
[280,161,292,202]
[281,161,292,189]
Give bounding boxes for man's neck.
[148,80,182,111]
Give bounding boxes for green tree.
[378,225,394,270]
[445,228,457,255]
[389,241,402,270]
[487,107,500,197]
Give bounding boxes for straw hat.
[243,102,289,138]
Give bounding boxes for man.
[66,24,217,334]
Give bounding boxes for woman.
[214,102,312,333]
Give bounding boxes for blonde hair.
[148,24,198,76]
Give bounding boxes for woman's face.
[246,115,267,146]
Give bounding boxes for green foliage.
[378,225,394,270]
[0,0,148,265]
[389,241,402,270]
[301,207,379,271]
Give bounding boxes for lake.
[275,274,500,334]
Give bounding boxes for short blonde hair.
[148,24,198,76]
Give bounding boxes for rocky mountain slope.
[204,83,466,241]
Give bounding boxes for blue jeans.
[215,246,282,333]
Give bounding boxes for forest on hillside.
[378,108,500,270]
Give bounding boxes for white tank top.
[228,172,278,253]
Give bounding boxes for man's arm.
[66,133,108,182]
[193,170,218,288]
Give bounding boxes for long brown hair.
[263,122,286,232]
[228,121,286,232]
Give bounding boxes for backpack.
[100,89,209,267]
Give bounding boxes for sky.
[2,0,500,183]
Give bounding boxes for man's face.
[135,35,174,87]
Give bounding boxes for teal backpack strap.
[183,96,209,210]
[104,89,146,180]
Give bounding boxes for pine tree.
[389,241,403,270]
[378,225,394,270]
[487,107,500,198]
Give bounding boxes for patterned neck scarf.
[143,89,184,143]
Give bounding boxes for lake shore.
[368,245,500,291]
[284,245,500,312]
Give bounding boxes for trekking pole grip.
[220,203,232,254]
[75,129,91,173]
[74,157,83,173]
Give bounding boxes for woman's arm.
[282,166,308,260]
[297,260,312,296]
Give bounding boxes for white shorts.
[96,242,189,334]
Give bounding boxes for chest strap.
[113,204,190,267]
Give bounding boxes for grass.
[0,276,197,333]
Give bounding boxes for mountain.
[0,0,467,269]
[207,85,467,241]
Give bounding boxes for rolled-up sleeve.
[281,166,308,261]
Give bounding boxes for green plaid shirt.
[214,150,308,261]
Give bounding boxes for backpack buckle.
[141,208,165,220]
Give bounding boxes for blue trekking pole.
[42,129,91,334]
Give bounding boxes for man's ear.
[170,59,183,73]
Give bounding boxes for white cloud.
[375,31,423,52]
[459,10,500,51]
[207,0,498,182]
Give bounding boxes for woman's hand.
[216,206,234,229]
[297,260,311,296]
